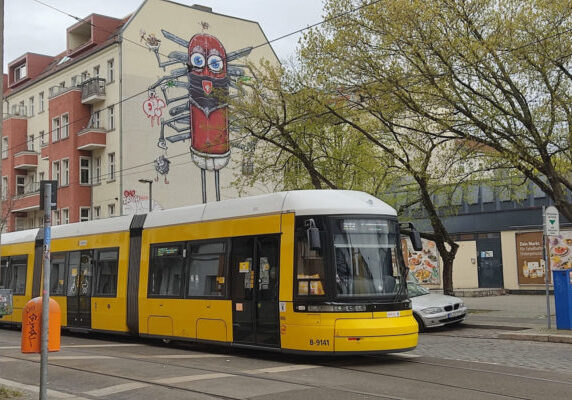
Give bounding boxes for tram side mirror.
[410,229,423,252]
[305,219,321,252]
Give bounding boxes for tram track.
[3,341,569,400]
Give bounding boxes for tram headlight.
[420,307,443,315]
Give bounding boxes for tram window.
[148,244,184,297]
[50,253,67,295]
[0,256,28,295]
[94,249,119,296]
[67,252,81,296]
[295,232,325,296]
[187,241,226,297]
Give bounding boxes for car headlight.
[420,307,443,315]
[459,302,465,308]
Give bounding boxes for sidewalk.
[459,293,572,344]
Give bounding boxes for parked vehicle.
[408,281,467,331]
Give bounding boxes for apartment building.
[2,0,278,231]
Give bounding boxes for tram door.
[67,251,93,328]
[231,235,280,347]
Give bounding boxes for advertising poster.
[549,230,572,270]
[516,232,547,284]
[404,238,440,284]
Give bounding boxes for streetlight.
[138,179,153,212]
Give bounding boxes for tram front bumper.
[333,313,418,353]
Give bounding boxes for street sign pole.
[40,183,52,400]
[543,205,559,330]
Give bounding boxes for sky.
[3,0,326,70]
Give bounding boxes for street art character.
[142,92,166,127]
[144,27,253,202]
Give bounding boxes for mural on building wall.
[516,232,547,284]
[122,190,163,215]
[141,25,253,202]
[404,238,441,285]
[142,92,166,127]
[549,231,572,270]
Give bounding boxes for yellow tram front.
[280,215,419,354]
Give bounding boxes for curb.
[498,331,572,344]
[461,323,537,331]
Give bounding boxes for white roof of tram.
[0,191,397,244]
[143,190,397,229]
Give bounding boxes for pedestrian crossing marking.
[84,382,150,397]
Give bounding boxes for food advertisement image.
[404,238,440,284]
[516,232,548,284]
[549,230,572,271]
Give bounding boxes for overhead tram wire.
[4,0,386,157]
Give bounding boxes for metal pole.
[40,183,52,400]
[543,206,551,329]
[201,169,207,204]
[148,181,152,212]
[214,170,220,202]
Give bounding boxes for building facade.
[2,0,278,232]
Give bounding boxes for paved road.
[1,326,571,400]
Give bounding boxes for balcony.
[12,182,41,212]
[81,78,106,104]
[13,151,38,170]
[77,127,106,150]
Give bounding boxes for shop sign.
[516,232,548,284]
[548,231,572,271]
[403,238,440,284]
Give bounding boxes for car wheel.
[413,313,425,332]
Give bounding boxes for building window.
[80,158,91,185]
[107,59,114,83]
[80,207,90,222]
[39,172,44,182]
[71,75,78,87]
[95,157,101,183]
[94,206,101,219]
[52,117,61,142]
[59,81,65,88]
[62,159,69,186]
[62,208,69,224]
[27,135,34,151]
[14,64,27,81]
[52,161,61,184]
[18,101,26,116]
[39,92,44,112]
[2,177,7,200]
[93,65,100,77]
[61,114,69,139]
[28,97,34,116]
[16,176,25,196]
[91,111,100,129]
[52,209,60,226]
[107,106,115,130]
[108,153,115,180]
[2,137,8,159]
[11,104,17,114]
[40,130,46,146]
[108,203,115,216]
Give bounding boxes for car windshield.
[407,281,430,297]
[334,218,405,298]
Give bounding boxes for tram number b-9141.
[309,339,330,346]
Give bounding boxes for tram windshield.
[333,218,405,298]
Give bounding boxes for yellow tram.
[0,190,422,354]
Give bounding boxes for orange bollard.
[21,297,61,353]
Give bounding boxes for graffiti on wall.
[123,190,163,215]
[141,25,253,202]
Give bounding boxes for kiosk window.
[187,241,226,297]
[50,253,67,295]
[149,245,184,297]
[94,249,119,296]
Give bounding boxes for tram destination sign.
[545,206,560,236]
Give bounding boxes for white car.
[408,281,467,331]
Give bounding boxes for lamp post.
[138,179,153,212]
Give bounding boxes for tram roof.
[144,190,396,229]
[1,228,39,245]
